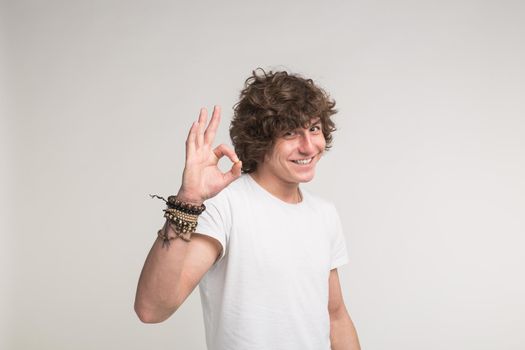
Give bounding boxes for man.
[135,70,360,350]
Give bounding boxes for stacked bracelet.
[167,195,206,214]
[164,208,198,233]
[151,194,205,247]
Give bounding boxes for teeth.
[293,158,312,165]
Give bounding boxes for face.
[257,118,326,186]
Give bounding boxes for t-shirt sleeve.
[196,191,231,263]
[329,205,349,270]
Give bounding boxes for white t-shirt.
[196,174,349,350]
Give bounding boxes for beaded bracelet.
[151,194,205,246]
[164,208,199,223]
[163,211,198,233]
[167,195,206,215]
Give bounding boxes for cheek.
[265,152,284,168]
[316,136,326,150]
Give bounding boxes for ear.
[262,144,275,162]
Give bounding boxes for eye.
[310,124,321,133]
[283,130,297,138]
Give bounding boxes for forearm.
[330,310,361,350]
[134,107,240,323]
[134,222,189,323]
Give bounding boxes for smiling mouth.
[291,157,313,165]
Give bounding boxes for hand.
[177,106,242,204]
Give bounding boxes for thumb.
[222,161,242,185]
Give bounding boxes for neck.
[249,172,302,204]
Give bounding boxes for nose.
[298,133,315,155]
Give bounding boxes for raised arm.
[134,106,242,323]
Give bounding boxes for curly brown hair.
[229,69,337,173]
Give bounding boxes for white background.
[2,0,524,349]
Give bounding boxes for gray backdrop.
[2,0,524,349]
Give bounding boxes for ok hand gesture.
[177,106,242,204]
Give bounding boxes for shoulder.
[203,174,248,208]
[301,188,336,212]
[224,173,251,194]
[301,189,341,224]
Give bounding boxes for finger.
[232,160,242,177]
[204,105,221,145]
[196,107,208,148]
[185,121,198,156]
[222,160,242,185]
[213,144,240,164]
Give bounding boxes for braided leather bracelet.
[151,194,205,247]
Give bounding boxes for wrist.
[176,190,204,206]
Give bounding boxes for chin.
[292,171,316,183]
